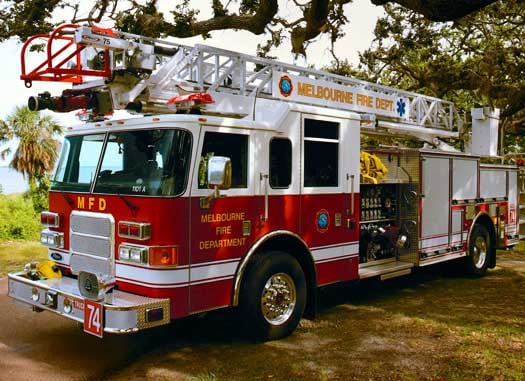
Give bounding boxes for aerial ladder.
[21,24,462,143]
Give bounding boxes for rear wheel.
[240,252,306,341]
[466,224,491,276]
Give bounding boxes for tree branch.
[161,0,278,37]
[371,0,498,21]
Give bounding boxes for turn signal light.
[149,246,178,267]
[118,221,151,240]
[41,211,60,228]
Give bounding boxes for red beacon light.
[118,221,151,240]
[41,211,60,228]
[167,93,214,113]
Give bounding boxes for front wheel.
[240,252,306,341]
[466,224,491,276]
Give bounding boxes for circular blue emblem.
[316,209,330,233]
[279,76,293,97]
[318,213,328,229]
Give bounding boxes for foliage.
[0,1,500,56]
[27,173,52,213]
[0,194,41,241]
[0,106,62,212]
[348,0,525,153]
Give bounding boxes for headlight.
[119,246,130,261]
[118,244,148,264]
[40,229,64,249]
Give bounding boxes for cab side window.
[199,132,248,189]
[270,138,292,188]
[303,119,339,187]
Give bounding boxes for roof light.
[167,92,214,113]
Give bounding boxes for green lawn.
[0,240,48,277]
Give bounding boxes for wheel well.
[470,213,497,267]
[233,232,318,319]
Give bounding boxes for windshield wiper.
[61,192,75,208]
[117,192,139,216]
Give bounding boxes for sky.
[0,0,384,165]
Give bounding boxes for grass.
[0,240,48,277]
[105,249,525,381]
[0,240,523,380]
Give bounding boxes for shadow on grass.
[103,259,525,380]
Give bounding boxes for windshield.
[52,128,192,196]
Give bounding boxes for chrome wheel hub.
[261,273,296,325]
[473,236,487,269]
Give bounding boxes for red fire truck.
[8,25,519,340]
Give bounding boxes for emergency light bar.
[167,93,214,113]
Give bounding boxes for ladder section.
[121,41,461,134]
[22,25,462,135]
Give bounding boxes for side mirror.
[207,156,232,190]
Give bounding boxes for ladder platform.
[359,260,414,280]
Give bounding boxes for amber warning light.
[149,246,178,267]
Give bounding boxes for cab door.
[300,114,360,284]
[188,126,256,313]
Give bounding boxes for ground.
[1,242,523,380]
[106,249,525,381]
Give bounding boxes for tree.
[349,0,525,152]
[0,107,62,211]
[0,0,501,56]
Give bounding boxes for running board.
[418,251,466,266]
[359,261,414,280]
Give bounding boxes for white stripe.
[312,243,359,262]
[116,263,189,285]
[189,275,234,286]
[421,235,448,249]
[421,231,468,250]
[115,259,240,286]
[422,232,468,250]
[190,261,238,282]
[451,232,466,244]
[116,277,188,289]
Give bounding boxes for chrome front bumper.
[7,272,170,336]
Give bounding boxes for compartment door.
[421,156,450,252]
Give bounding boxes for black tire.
[240,252,307,341]
[466,224,491,276]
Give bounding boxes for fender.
[231,230,316,307]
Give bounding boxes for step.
[359,260,414,280]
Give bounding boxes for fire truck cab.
[7,25,519,340]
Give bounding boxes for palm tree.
[1,106,62,210]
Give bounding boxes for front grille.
[70,211,115,277]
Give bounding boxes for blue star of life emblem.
[396,98,406,117]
